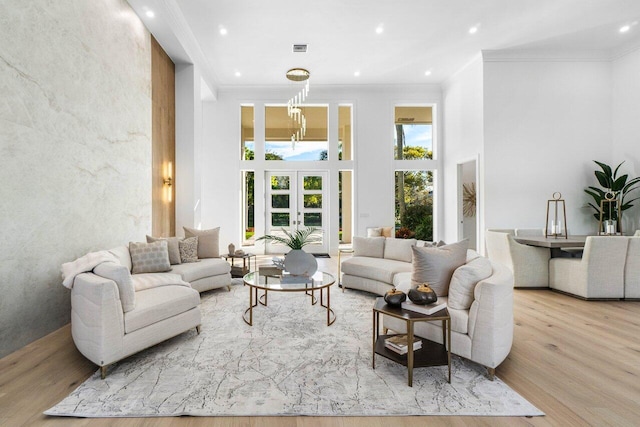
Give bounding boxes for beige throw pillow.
[448,257,493,310]
[411,239,469,296]
[146,235,182,265]
[384,238,417,263]
[129,241,171,274]
[367,227,382,237]
[353,236,385,258]
[381,226,394,238]
[179,236,199,263]
[93,262,135,312]
[184,226,220,258]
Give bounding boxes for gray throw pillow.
[184,226,220,258]
[353,236,385,258]
[448,256,493,310]
[146,235,182,265]
[129,241,171,274]
[411,239,469,296]
[179,236,199,263]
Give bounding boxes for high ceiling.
[129,0,640,89]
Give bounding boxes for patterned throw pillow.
[179,237,199,263]
[129,241,171,274]
[146,235,182,265]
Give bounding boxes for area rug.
[45,280,543,418]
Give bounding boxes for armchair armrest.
[71,273,125,366]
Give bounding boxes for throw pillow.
[448,257,493,310]
[184,226,220,258]
[411,239,469,296]
[179,236,199,263]
[367,227,382,237]
[129,241,171,274]
[384,238,417,262]
[353,236,385,258]
[93,262,136,312]
[381,226,394,238]
[146,235,182,265]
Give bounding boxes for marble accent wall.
[0,0,152,357]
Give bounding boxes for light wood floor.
[2,257,640,426]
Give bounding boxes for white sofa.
[340,236,515,378]
[485,229,550,288]
[550,236,640,299]
[71,245,231,378]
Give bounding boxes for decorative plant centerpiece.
[256,227,319,276]
[584,161,640,233]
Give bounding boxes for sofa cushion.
[129,241,171,274]
[179,237,199,263]
[93,262,136,312]
[131,273,190,292]
[108,246,132,272]
[448,257,493,310]
[353,236,385,258]
[124,285,200,334]
[411,239,468,296]
[341,257,412,284]
[146,236,182,265]
[184,226,220,258]
[170,258,231,283]
[384,238,417,263]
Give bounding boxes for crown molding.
[482,48,611,63]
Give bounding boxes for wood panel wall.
[151,36,175,237]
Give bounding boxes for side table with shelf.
[372,297,451,387]
[223,253,256,278]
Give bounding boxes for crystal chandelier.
[286,68,310,148]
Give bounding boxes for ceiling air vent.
[293,44,308,53]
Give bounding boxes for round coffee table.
[242,270,336,326]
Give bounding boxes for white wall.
[0,0,151,357]
[201,85,442,254]
[442,57,484,246]
[612,48,640,233]
[483,60,612,235]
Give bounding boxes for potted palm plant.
[584,161,640,233]
[256,227,319,276]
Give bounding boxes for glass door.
[265,171,328,254]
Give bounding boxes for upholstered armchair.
[485,230,550,288]
[550,236,629,299]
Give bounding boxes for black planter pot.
[408,284,438,305]
[384,288,407,307]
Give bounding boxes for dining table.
[512,235,588,258]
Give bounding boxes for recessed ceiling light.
[354,71,360,77]
[220,27,228,35]
[425,70,432,76]
[469,26,478,34]
[145,10,155,18]
[234,71,241,77]
[376,24,384,34]
[620,25,630,33]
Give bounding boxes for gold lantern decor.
[597,191,622,236]
[545,192,568,238]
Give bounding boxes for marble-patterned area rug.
[45,280,543,418]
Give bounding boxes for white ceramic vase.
[284,249,318,276]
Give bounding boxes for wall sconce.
[163,162,173,203]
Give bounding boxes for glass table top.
[243,270,335,291]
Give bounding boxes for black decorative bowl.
[408,283,438,305]
[384,288,407,307]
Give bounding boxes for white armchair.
[485,230,550,288]
[549,236,629,299]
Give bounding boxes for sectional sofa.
[340,236,515,378]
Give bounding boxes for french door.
[265,171,328,254]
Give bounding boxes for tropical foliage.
[584,160,640,221]
[255,227,319,250]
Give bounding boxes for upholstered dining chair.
[485,229,550,288]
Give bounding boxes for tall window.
[394,106,434,240]
[264,105,328,160]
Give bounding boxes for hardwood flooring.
[2,257,639,426]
